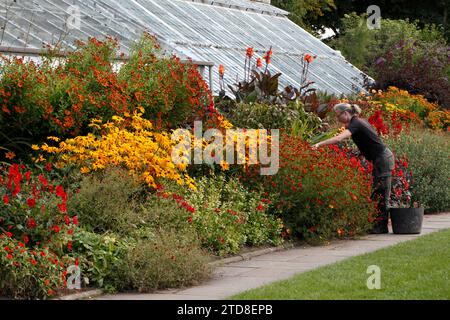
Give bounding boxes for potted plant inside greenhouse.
[389,157,424,234]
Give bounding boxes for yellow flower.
[80,167,91,174]
[31,144,40,151]
[220,161,230,171]
[34,155,45,163]
[47,136,60,142]
[39,113,195,190]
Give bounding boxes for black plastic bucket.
[390,207,424,234]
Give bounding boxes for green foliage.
[118,33,212,129]
[224,102,300,130]
[174,174,283,256]
[0,163,78,299]
[112,230,211,292]
[71,229,128,290]
[66,167,213,292]
[271,0,337,36]
[330,14,448,76]
[0,236,67,300]
[290,102,324,141]
[385,127,450,213]
[68,167,148,235]
[227,69,283,105]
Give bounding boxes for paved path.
[96,212,450,300]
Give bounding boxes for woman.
[312,103,395,234]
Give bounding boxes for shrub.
[38,112,196,190]
[385,127,450,213]
[0,38,129,142]
[0,34,221,162]
[68,167,147,234]
[0,57,49,140]
[371,86,438,120]
[223,102,300,130]
[170,174,283,256]
[0,235,68,299]
[49,37,129,135]
[66,168,212,292]
[374,41,450,108]
[330,14,447,77]
[118,33,214,129]
[113,230,211,292]
[0,163,78,299]
[330,14,450,108]
[242,134,376,242]
[68,229,129,291]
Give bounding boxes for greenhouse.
[0,0,368,95]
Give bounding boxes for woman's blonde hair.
[333,103,362,116]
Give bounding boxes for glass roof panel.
[0,0,369,95]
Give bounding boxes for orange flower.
[337,229,344,236]
[256,58,263,68]
[304,54,314,63]
[5,151,16,160]
[218,64,225,76]
[263,48,273,65]
[246,47,254,58]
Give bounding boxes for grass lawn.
[230,229,450,300]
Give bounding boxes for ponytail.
[350,104,362,116]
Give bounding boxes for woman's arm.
[312,129,352,149]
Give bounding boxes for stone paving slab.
[96,212,450,300]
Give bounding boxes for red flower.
[40,251,46,257]
[25,171,32,182]
[30,259,37,266]
[38,175,48,187]
[67,228,74,235]
[27,218,37,229]
[257,204,264,211]
[256,58,263,68]
[45,163,52,172]
[72,216,78,226]
[263,47,273,65]
[56,185,67,202]
[246,47,254,58]
[67,241,72,251]
[6,254,13,260]
[65,215,71,226]
[304,54,314,63]
[58,203,67,213]
[5,232,12,237]
[27,198,36,208]
[187,216,193,224]
[53,225,60,233]
[3,195,9,204]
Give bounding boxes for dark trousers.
[371,148,395,222]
